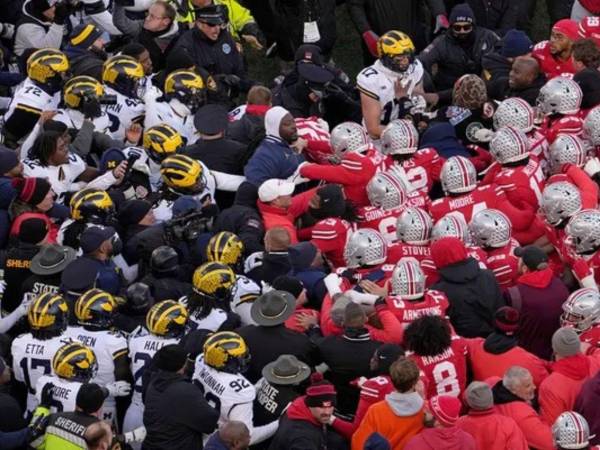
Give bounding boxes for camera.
[164,208,216,245]
[81,92,117,106]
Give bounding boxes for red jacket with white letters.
[485,238,520,288]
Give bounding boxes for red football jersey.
[540,114,584,144]
[387,242,431,265]
[385,290,449,329]
[408,336,468,399]
[384,148,442,194]
[295,116,333,165]
[580,325,600,349]
[356,205,404,244]
[311,218,355,269]
[430,185,507,223]
[485,238,520,287]
[532,40,576,79]
[359,375,394,405]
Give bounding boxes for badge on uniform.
[222,43,231,54]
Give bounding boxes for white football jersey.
[231,275,260,326]
[152,160,217,222]
[144,100,198,145]
[54,108,112,135]
[3,78,60,125]
[35,374,82,414]
[64,326,128,408]
[228,104,247,121]
[102,86,145,141]
[22,153,86,203]
[192,356,255,424]
[11,334,72,413]
[128,328,179,405]
[357,59,424,125]
[187,307,228,332]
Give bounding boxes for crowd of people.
[3,0,600,449]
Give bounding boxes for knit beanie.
[500,29,533,58]
[552,327,581,357]
[11,177,51,206]
[0,148,19,175]
[264,106,290,139]
[428,395,462,427]
[18,217,48,244]
[465,381,493,410]
[452,74,488,110]
[494,306,520,335]
[553,19,580,41]
[430,237,468,268]
[154,344,187,372]
[272,275,304,298]
[449,3,475,24]
[305,373,337,407]
[117,199,152,226]
[69,23,103,49]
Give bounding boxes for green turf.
[247,0,552,86]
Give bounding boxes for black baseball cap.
[76,383,108,414]
[194,104,228,135]
[514,245,548,270]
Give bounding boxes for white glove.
[473,128,495,143]
[124,426,147,443]
[0,23,14,39]
[0,280,7,295]
[105,381,132,397]
[287,162,310,185]
[323,273,342,297]
[17,294,33,316]
[584,157,600,177]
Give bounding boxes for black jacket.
[418,27,499,91]
[431,257,505,338]
[173,28,246,83]
[183,138,249,175]
[227,112,265,146]
[316,328,382,415]
[143,370,219,450]
[462,0,519,36]
[482,50,512,83]
[3,241,40,313]
[488,73,546,105]
[236,324,316,383]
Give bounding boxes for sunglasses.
[452,24,473,32]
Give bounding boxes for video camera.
[163,206,217,245]
[82,92,118,106]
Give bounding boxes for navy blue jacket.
[244,136,305,186]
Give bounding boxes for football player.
[153,154,216,222]
[537,77,584,144]
[391,207,433,264]
[299,121,387,207]
[563,209,600,288]
[193,331,278,444]
[481,126,546,244]
[3,48,68,147]
[357,31,424,139]
[65,289,131,423]
[35,341,98,413]
[561,288,600,348]
[311,217,355,270]
[469,209,520,287]
[124,300,188,440]
[357,170,409,244]
[102,55,145,141]
[552,411,598,450]
[206,232,261,326]
[183,262,241,332]
[404,315,468,399]
[380,119,442,197]
[145,69,207,145]
[11,292,72,414]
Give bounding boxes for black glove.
[339,269,356,283]
[81,96,102,119]
[53,2,71,25]
[40,382,54,408]
[114,0,135,5]
[374,296,387,308]
[217,74,241,88]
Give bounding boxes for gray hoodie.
[385,391,425,416]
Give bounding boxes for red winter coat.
[256,188,315,243]
[466,337,550,387]
[404,427,477,450]
[494,396,554,449]
[539,353,600,425]
[456,408,528,450]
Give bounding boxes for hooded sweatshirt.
[539,353,600,425]
[456,407,528,450]
[352,391,424,450]
[575,371,600,445]
[14,0,63,56]
[404,426,477,450]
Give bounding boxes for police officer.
[140,245,193,301]
[173,5,252,103]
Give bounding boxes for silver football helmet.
[469,209,512,248]
[537,77,582,116]
[565,209,600,254]
[489,126,530,164]
[561,288,600,332]
[344,229,388,268]
[330,122,369,158]
[493,97,535,132]
[541,182,582,226]
[583,105,600,147]
[432,214,471,243]
[366,171,408,210]
[552,411,594,450]
[396,207,433,245]
[380,119,419,156]
[549,134,588,172]
[440,156,477,194]
[391,258,425,299]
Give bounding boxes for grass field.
[246,0,552,86]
